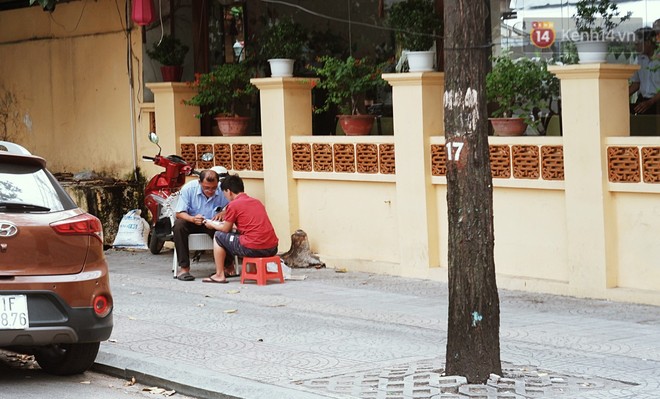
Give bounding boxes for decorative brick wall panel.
[642,147,660,183]
[608,146,640,183]
[180,144,196,168]
[431,144,447,176]
[291,142,397,175]
[196,144,214,170]
[379,144,396,174]
[512,145,540,179]
[250,144,263,171]
[489,145,511,179]
[333,143,355,173]
[313,144,333,172]
[541,145,564,180]
[356,143,379,174]
[213,144,232,169]
[232,144,251,171]
[292,143,312,171]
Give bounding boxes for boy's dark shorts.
[214,231,277,258]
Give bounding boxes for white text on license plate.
[0,295,29,329]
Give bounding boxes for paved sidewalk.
[95,248,660,399]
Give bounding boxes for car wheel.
[34,342,100,376]
[149,229,165,254]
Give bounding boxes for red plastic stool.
[240,255,284,286]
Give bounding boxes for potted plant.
[258,18,308,77]
[184,63,256,136]
[307,56,387,135]
[486,53,559,136]
[571,0,632,63]
[146,34,189,82]
[386,0,442,72]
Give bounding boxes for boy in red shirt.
[202,174,278,283]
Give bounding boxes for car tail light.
[50,214,104,243]
[93,295,111,318]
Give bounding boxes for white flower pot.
[406,51,435,72]
[575,40,608,64]
[268,59,295,77]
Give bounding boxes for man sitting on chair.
[202,174,278,284]
[173,167,228,281]
[629,27,660,115]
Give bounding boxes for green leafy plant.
[307,56,387,115]
[306,29,349,60]
[146,35,189,67]
[184,63,256,118]
[386,0,442,51]
[486,53,559,130]
[258,18,308,60]
[551,42,580,65]
[572,0,631,40]
[29,0,56,11]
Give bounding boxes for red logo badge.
[530,21,555,49]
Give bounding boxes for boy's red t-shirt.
[223,193,278,249]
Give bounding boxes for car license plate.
[0,295,29,329]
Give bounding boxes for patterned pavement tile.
[101,250,660,399]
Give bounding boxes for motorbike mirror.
[148,132,162,156]
[201,152,214,162]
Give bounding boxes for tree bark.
[279,229,325,268]
[443,0,501,383]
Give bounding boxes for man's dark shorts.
[214,231,277,257]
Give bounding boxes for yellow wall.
[7,3,660,307]
[165,65,660,307]
[0,0,144,178]
[296,179,399,265]
[613,193,660,291]
[493,188,569,282]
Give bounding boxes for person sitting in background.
[202,174,278,284]
[172,168,228,281]
[629,27,660,115]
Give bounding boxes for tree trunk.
[443,0,501,383]
[279,229,325,268]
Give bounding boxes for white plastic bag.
[112,209,150,249]
[281,261,292,280]
[267,259,292,280]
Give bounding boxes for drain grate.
[292,359,628,399]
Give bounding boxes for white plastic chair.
[171,233,240,278]
[172,233,215,278]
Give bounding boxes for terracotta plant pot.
[489,117,527,136]
[214,116,249,136]
[160,66,183,82]
[338,115,375,136]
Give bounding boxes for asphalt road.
[0,349,199,399]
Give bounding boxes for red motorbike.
[142,133,193,254]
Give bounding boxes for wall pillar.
[383,72,444,273]
[250,77,315,250]
[145,82,200,158]
[550,64,638,291]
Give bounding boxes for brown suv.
[0,141,113,375]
